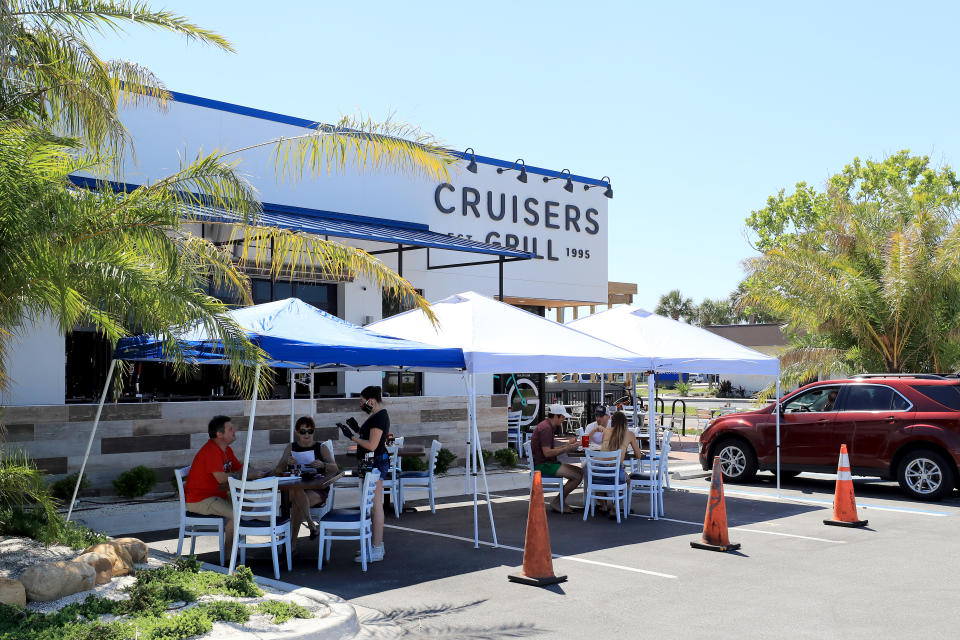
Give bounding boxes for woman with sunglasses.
[273,415,338,548]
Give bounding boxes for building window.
[382,371,423,397]
[382,288,423,319]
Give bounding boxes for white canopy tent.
[368,291,655,544]
[567,306,783,495]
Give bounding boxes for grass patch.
[0,558,311,640]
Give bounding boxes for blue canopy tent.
[66,298,466,571]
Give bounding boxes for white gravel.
[0,535,79,580]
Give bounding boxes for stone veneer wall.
[1,395,509,495]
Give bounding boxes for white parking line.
[669,482,954,517]
[384,524,677,579]
[652,516,846,543]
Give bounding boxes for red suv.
[698,375,960,501]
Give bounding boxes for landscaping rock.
[75,552,113,585]
[112,537,148,564]
[19,560,95,602]
[0,577,26,606]
[81,542,133,576]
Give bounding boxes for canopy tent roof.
[114,297,466,371]
[368,291,653,374]
[567,306,780,376]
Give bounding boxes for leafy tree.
[655,289,695,322]
[0,2,452,395]
[694,297,734,326]
[744,150,960,385]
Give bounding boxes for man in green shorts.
[530,403,583,513]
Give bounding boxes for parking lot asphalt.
[134,472,960,639]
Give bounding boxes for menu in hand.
[292,450,315,467]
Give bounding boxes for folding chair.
[228,477,292,580]
[628,428,674,518]
[399,439,440,513]
[523,440,564,510]
[174,466,224,566]
[583,449,627,522]
[317,469,380,571]
[506,411,525,456]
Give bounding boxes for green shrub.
[0,506,107,549]
[434,448,457,474]
[49,472,91,502]
[255,600,313,624]
[198,600,250,624]
[173,555,202,573]
[674,381,692,396]
[481,449,494,465]
[112,465,157,498]
[401,456,428,472]
[494,448,518,468]
[0,448,58,523]
[222,565,262,598]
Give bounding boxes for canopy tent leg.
[776,378,781,500]
[470,374,479,548]
[309,371,315,423]
[470,374,498,548]
[230,363,261,574]
[66,359,117,521]
[289,371,296,441]
[462,374,472,496]
[600,376,604,406]
[648,372,659,519]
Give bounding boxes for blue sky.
[90,1,960,311]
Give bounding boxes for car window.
[910,384,960,410]
[841,385,905,411]
[783,386,841,413]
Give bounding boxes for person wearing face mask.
[338,385,389,563]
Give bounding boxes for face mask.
[360,401,373,414]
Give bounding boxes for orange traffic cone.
[823,444,868,528]
[690,457,740,552]
[508,471,568,586]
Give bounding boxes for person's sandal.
[308,522,319,540]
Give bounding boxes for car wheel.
[897,449,956,502]
[712,439,758,483]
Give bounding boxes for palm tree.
[655,289,695,322]
[0,2,455,396]
[745,167,960,387]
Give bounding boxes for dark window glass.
[245,278,337,315]
[842,385,895,411]
[382,371,422,397]
[382,289,424,319]
[251,279,272,304]
[783,386,840,413]
[910,384,960,410]
[891,392,911,411]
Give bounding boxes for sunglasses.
[297,428,315,435]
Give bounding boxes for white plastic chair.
[309,439,337,522]
[506,411,525,456]
[174,466,224,566]
[399,440,440,513]
[317,469,380,572]
[523,440,564,510]
[628,428,674,519]
[228,477,292,580]
[381,445,402,518]
[582,449,627,522]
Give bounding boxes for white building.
[2,90,614,407]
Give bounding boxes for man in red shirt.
[530,403,583,513]
[185,415,262,561]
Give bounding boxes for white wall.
[0,315,64,406]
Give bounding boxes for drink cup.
[581,435,589,448]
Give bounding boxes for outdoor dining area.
[64,290,778,578]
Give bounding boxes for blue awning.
[67,175,533,259]
[191,200,533,258]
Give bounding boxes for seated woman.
[272,416,338,549]
[599,411,644,518]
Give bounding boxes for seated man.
[184,415,262,561]
[583,404,611,446]
[530,403,583,513]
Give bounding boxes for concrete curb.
[150,548,387,640]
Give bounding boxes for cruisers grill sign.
[434,183,600,262]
